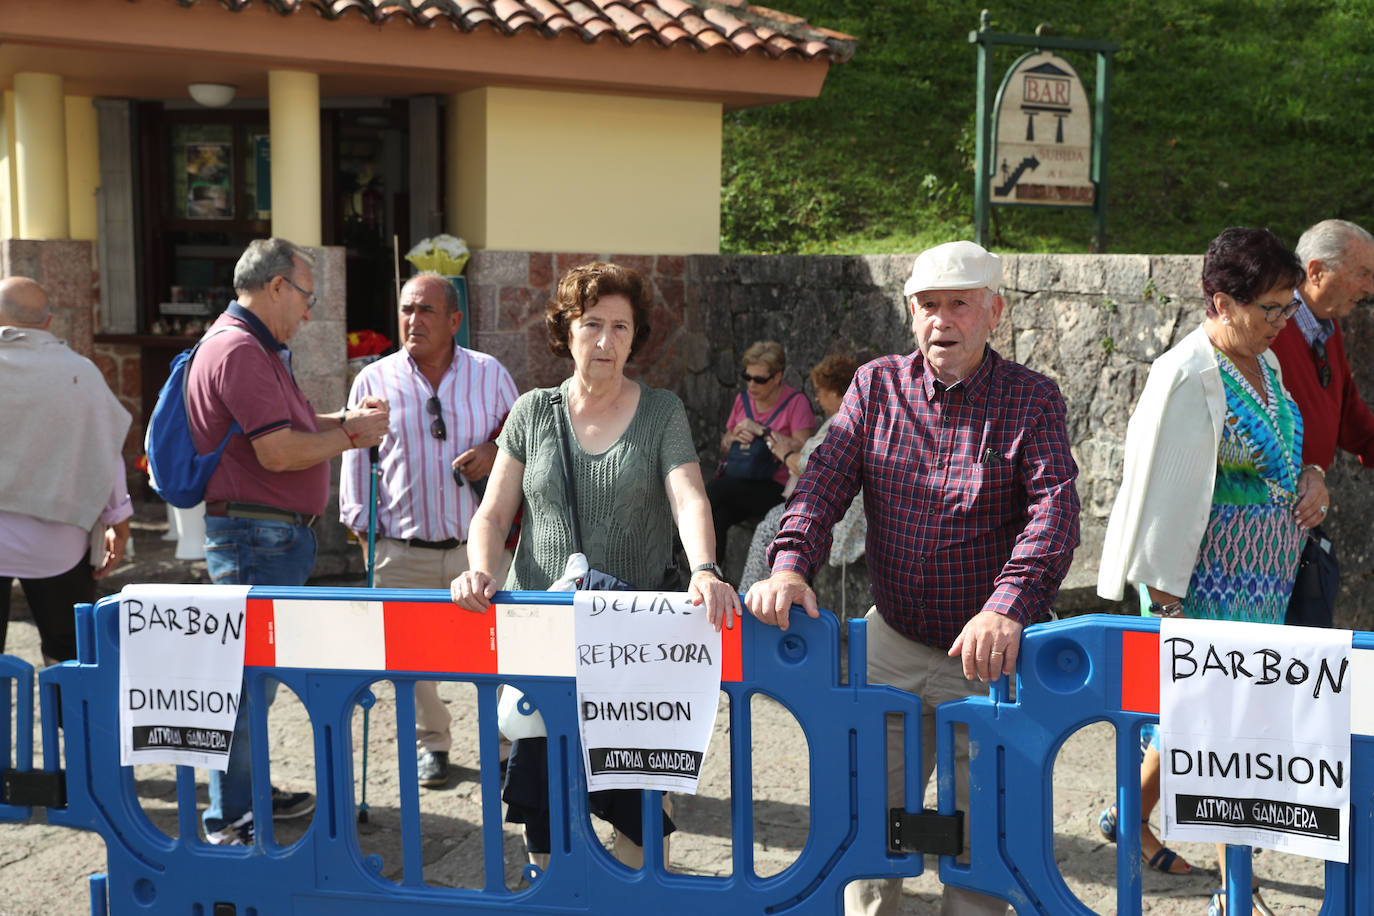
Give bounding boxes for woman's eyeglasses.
[741,371,777,385]
[427,396,447,440]
[1245,297,1300,326]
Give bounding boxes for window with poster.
[137,108,271,340]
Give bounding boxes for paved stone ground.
[0,510,1326,914]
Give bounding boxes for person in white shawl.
[0,277,132,663]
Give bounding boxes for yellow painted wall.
[65,96,100,242]
[448,90,487,249]
[269,70,322,247]
[13,73,68,239]
[0,92,16,239]
[453,87,721,254]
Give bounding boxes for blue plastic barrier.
[3,595,1367,914]
[939,613,1370,915]
[2,587,925,915]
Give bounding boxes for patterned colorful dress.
[1182,351,1304,623]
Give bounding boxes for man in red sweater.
[1271,218,1374,625]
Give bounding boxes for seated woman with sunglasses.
[1098,227,1328,914]
[705,340,815,565]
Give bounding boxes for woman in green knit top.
[450,260,739,870]
[450,260,738,619]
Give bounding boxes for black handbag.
[722,389,804,480]
[1285,527,1339,628]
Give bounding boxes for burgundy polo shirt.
[186,307,329,516]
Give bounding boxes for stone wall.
[0,240,99,359]
[463,250,1374,630]
[92,341,143,462]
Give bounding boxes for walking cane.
[358,444,380,825]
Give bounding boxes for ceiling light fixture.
[187,82,237,108]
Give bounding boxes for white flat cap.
[903,241,1002,298]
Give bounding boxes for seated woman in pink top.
[705,340,815,571]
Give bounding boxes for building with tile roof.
[0,0,852,505]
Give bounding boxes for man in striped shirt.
[747,241,1079,916]
[340,272,518,788]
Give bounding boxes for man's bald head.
[0,277,51,328]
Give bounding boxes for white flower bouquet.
[405,233,470,276]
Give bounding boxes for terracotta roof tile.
[168,0,854,62]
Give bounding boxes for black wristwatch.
[691,562,726,582]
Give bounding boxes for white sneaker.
[205,811,254,846]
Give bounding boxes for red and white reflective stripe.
[1119,630,1374,736]
[243,598,744,682]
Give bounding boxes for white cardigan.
[1097,324,1287,600]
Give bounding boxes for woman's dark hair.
[1201,227,1304,317]
[546,261,653,359]
[809,353,858,395]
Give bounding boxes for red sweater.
[1271,320,1374,468]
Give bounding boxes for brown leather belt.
[204,501,319,528]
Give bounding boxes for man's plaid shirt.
[769,347,1080,648]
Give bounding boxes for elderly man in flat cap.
[747,241,1080,915]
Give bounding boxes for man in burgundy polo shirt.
[186,237,389,845]
[747,241,1079,915]
[1270,219,1374,626]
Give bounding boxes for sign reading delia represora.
[1159,618,1352,862]
[573,591,722,794]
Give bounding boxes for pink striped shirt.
[339,343,518,541]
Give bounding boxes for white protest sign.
[573,591,721,793]
[1159,618,1351,861]
[118,584,251,770]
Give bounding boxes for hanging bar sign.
[990,51,1094,207]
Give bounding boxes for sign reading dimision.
[991,51,1094,207]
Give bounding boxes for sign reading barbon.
[1159,618,1352,861]
[118,584,250,769]
[573,591,722,793]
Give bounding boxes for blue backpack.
[144,326,254,508]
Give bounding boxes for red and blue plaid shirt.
[769,347,1080,648]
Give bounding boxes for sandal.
[1096,805,1118,842]
[1145,845,1192,875]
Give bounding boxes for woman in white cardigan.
[1097,227,1328,914]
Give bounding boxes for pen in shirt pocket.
[978,447,1004,464]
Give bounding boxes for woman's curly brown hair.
[809,353,858,396]
[546,261,653,360]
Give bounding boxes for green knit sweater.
[499,380,699,591]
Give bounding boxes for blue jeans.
[202,517,316,832]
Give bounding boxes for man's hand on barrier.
[745,570,818,631]
[451,569,497,612]
[948,610,1023,682]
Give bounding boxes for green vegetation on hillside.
[723,1,1374,254]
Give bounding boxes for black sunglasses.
[741,371,777,385]
[426,396,447,440]
[1314,339,1331,389]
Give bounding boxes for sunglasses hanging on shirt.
[427,396,447,440]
